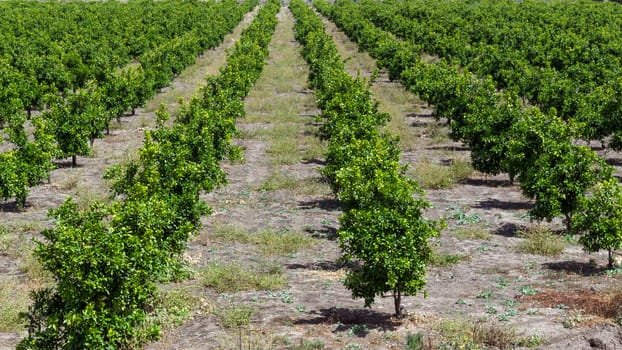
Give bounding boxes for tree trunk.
[393,290,402,318]
[565,213,572,233]
[132,107,136,116]
[72,155,77,167]
[608,249,615,270]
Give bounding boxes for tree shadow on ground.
[462,178,515,188]
[543,260,607,277]
[474,199,532,211]
[298,198,340,211]
[286,259,344,271]
[54,160,84,169]
[491,222,523,238]
[304,225,337,240]
[294,307,401,335]
[301,158,326,166]
[0,200,28,213]
[425,145,470,152]
[405,111,434,120]
[605,157,622,167]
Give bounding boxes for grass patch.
[449,158,474,182]
[209,226,315,256]
[142,287,202,334]
[19,251,54,284]
[371,83,422,152]
[299,134,325,162]
[215,302,254,328]
[253,229,315,256]
[0,226,14,256]
[437,319,544,349]
[516,224,567,256]
[258,172,299,192]
[451,225,492,240]
[58,175,80,190]
[295,177,331,196]
[237,127,259,140]
[267,137,301,165]
[411,158,473,190]
[414,122,449,145]
[288,340,326,349]
[430,251,471,267]
[209,223,250,243]
[201,262,286,293]
[0,278,31,332]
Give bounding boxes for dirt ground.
[2,5,622,350]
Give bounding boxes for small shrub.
[516,225,567,256]
[562,310,586,329]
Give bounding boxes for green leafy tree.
[574,179,622,269]
[505,109,612,230]
[0,114,56,208]
[18,199,161,350]
[335,137,441,318]
[44,83,106,167]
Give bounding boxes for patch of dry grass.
[0,277,32,332]
[410,157,473,190]
[436,319,544,349]
[295,177,331,196]
[516,224,567,256]
[206,224,315,257]
[201,262,286,293]
[450,225,492,240]
[259,171,299,192]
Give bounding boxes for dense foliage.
[291,0,441,318]
[355,0,622,149]
[316,0,622,262]
[18,0,283,348]
[1,0,254,207]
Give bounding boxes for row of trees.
[0,0,255,209]
[0,0,231,123]
[290,0,441,318]
[316,0,622,267]
[356,0,622,149]
[17,0,281,348]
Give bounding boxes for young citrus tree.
[18,199,161,349]
[504,108,611,230]
[335,137,441,318]
[574,179,622,269]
